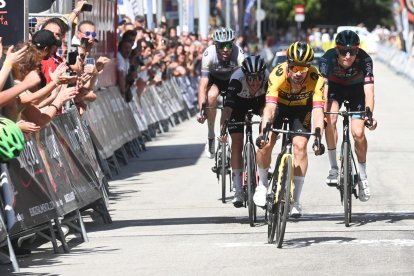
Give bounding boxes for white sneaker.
[358,178,371,202]
[326,168,339,186]
[253,185,267,207]
[232,191,244,208]
[290,202,302,218]
[205,138,215,159]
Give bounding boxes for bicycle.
[222,110,261,226]
[263,119,323,248]
[325,101,372,227]
[201,94,232,203]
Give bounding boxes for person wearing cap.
[40,18,69,84]
[32,29,63,88]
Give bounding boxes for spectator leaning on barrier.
[0,40,29,106]
[117,39,133,100]
[5,42,76,130]
[40,18,68,84]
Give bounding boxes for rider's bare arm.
[363,83,375,113]
[198,77,208,111]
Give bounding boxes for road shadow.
[84,216,250,233]
[282,236,357,249]
[0,242,119,275]
[287,212,414,226]
[127,144,205,173]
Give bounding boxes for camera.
[81,4,93,12]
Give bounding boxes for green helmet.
[0,117,26,161]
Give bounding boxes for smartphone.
[85,57,95,65]
[67,71,77,88]
[81,4,93,12]
[81,37,88,48]
[67,51,78,65]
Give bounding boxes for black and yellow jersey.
[266,62,325,108]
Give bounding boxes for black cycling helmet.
[287,41,314,65]
[241,55,266,76]
[335,30,360,48]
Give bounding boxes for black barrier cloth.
[3,109,103,235]
[84,87,140,158]
[7,136,62,235]
[51,108,102,209]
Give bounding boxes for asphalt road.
[1,60,413,275]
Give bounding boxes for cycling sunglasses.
[84,31,97,38]
[216,42,233,49]
[246,74,264,82]
[336,47,358,56]
[289,65,310,73]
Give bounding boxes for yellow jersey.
[266,62,325,109]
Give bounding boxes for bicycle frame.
[265,119,321,247]
[227,110,261,226]
[325,101,367,226]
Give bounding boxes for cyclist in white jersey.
[218,56,268,207]
[197,27,246,158]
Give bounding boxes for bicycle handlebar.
[324,107,373,128]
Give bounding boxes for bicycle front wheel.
[275,155,293,248]
[221,142,227,203]
[342,142,352,227]
[246,143,257,227]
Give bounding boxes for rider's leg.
[230,133,244,193]
[206,85,220,139]
[256,132,278,187]
[292,135,308,203]
[325,100,340,184]
[254,132,277,207]
[325,100,340,168]
[290,135,308,217]
[351,118,367,169]
[351,118,370,202]
[204,85,220,158]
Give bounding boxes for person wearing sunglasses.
[255,42,326,217]
[197,27,246,159]
[72,20,98,50]
[217,56,268,207]
[319,30,377,202]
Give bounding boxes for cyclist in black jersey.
[319,30,377,202]
[218,55,268,207]
[197,27,246,158]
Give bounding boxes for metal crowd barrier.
[376,44,414,83]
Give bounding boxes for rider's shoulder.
[230,67,244,80]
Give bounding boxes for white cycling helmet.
[212,27,236,43]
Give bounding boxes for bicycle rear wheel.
[221,142,227,203]
[246,144,257,227]
[275,155,293,248]
[342,142,352,227]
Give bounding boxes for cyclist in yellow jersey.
[255,42,325,218]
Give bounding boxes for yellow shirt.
[266,62,325,108]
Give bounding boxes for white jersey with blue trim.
[201,44,246,80]
[228,68,269,99]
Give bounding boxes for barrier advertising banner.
[3,108,103,235]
